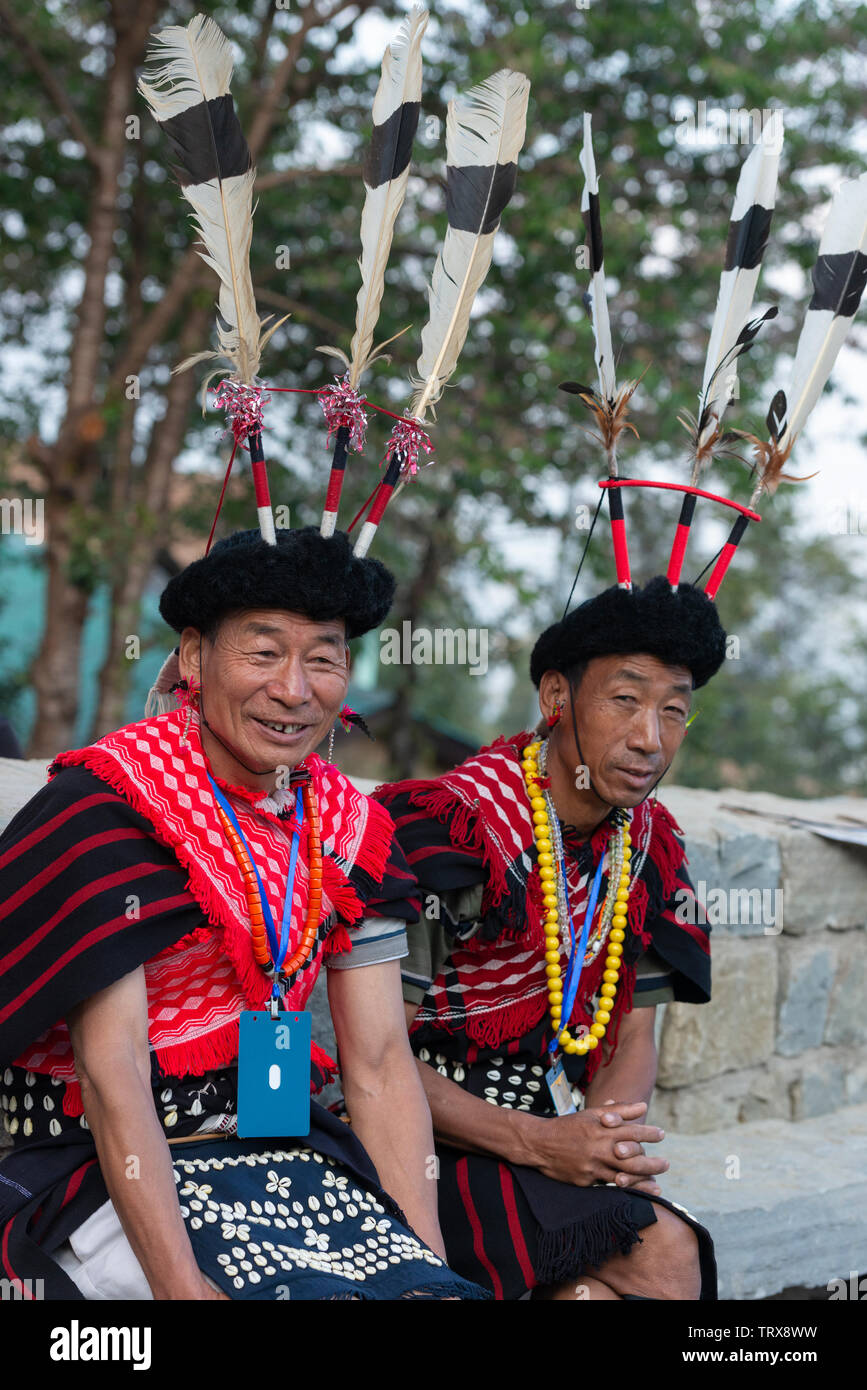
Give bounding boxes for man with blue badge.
[0,526,486,1301]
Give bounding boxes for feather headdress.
[409,68,530,420]
[559,114,640,481]
[684,134,783,482]
[703,170,867,598]
[318,4,428,538]
[352,66,531,558]
[667,134,781,587]
[139,12,285,543]
[748,170,867,505]
[559,114,643,588]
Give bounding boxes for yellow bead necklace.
[521,738,631,1057]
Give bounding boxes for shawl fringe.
[534,1195,643,1285]
[646,800,685,899]
[377,779,510,908]
[153,1019,243,1082]
[311,1040,338,1092]
[349,795,396,886]
[320,856,363,932]
[322,922,353,960]
[464,988,548,1050]
[62,1080,84,1117]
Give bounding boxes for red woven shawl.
[377,732,686,1084]
[14,708,393,1106]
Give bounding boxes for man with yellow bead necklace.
[375,576,723,1301]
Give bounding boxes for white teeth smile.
[258,719,303,734]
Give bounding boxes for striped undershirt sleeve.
[633,946,676,1006]
[328,812,420,970]
[325,915,409,970]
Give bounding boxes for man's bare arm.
[403,1001,667,1190]
[328,960,446,1258]
[67,966,226,1300]
[584,1004,658,1111]
[582,1005,663,1195]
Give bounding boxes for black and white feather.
[409,68,530,421]
[138,13,283,386]
[579,111,617,405]
[689,136,782,480]
[320,5,428,389]
[559,113,640,477]
[748,170,867,505]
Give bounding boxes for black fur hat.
[160,527,395,640]
[530,576,727,689]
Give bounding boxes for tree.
[0,0,382,753]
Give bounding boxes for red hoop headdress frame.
[598,479,762,597]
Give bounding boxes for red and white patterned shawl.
[14,707,394,1103]
[376,732,692,1085]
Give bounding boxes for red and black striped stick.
[352,450,403,557]
[321,425,350,538]
[605,483,631,589]
[704,512,751,599]
[248,429,276,544]
[600,479,761,596]
[667,492,698,588]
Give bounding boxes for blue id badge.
[545,1057,577,1116]
[237,1010,312,1139]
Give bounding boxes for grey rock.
[790,1055,846,1122]
[656,1103,867,1298]
[777,828,867,934]
[652,1043,867,1133]
[679,836,720,904]
[712,832,783,939]
[775,937,835,1056]
[664,794,783,939]
[656,938,778,1087]
[650,1060,793,1133]
[843,1047,867,1108]
[824,928,867,1047]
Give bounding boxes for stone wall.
[649,786,867,1135]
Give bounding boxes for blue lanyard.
[208,775,304,991]
[548,850,607,1056]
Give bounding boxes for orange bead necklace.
[210,773,323,982]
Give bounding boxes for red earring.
[173,678,201,745]
[546,699,564,728]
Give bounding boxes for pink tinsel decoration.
[384,416,435,476]
[212,380,270,444]
[338,704,358,732]
[317,376,368,453]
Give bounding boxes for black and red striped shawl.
[375,731,710,1087]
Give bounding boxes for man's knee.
[640,1208,701,1298]
[596,1205,702,1300]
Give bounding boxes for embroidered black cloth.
[0,1092,488,1300]
[0,765,466,1300]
